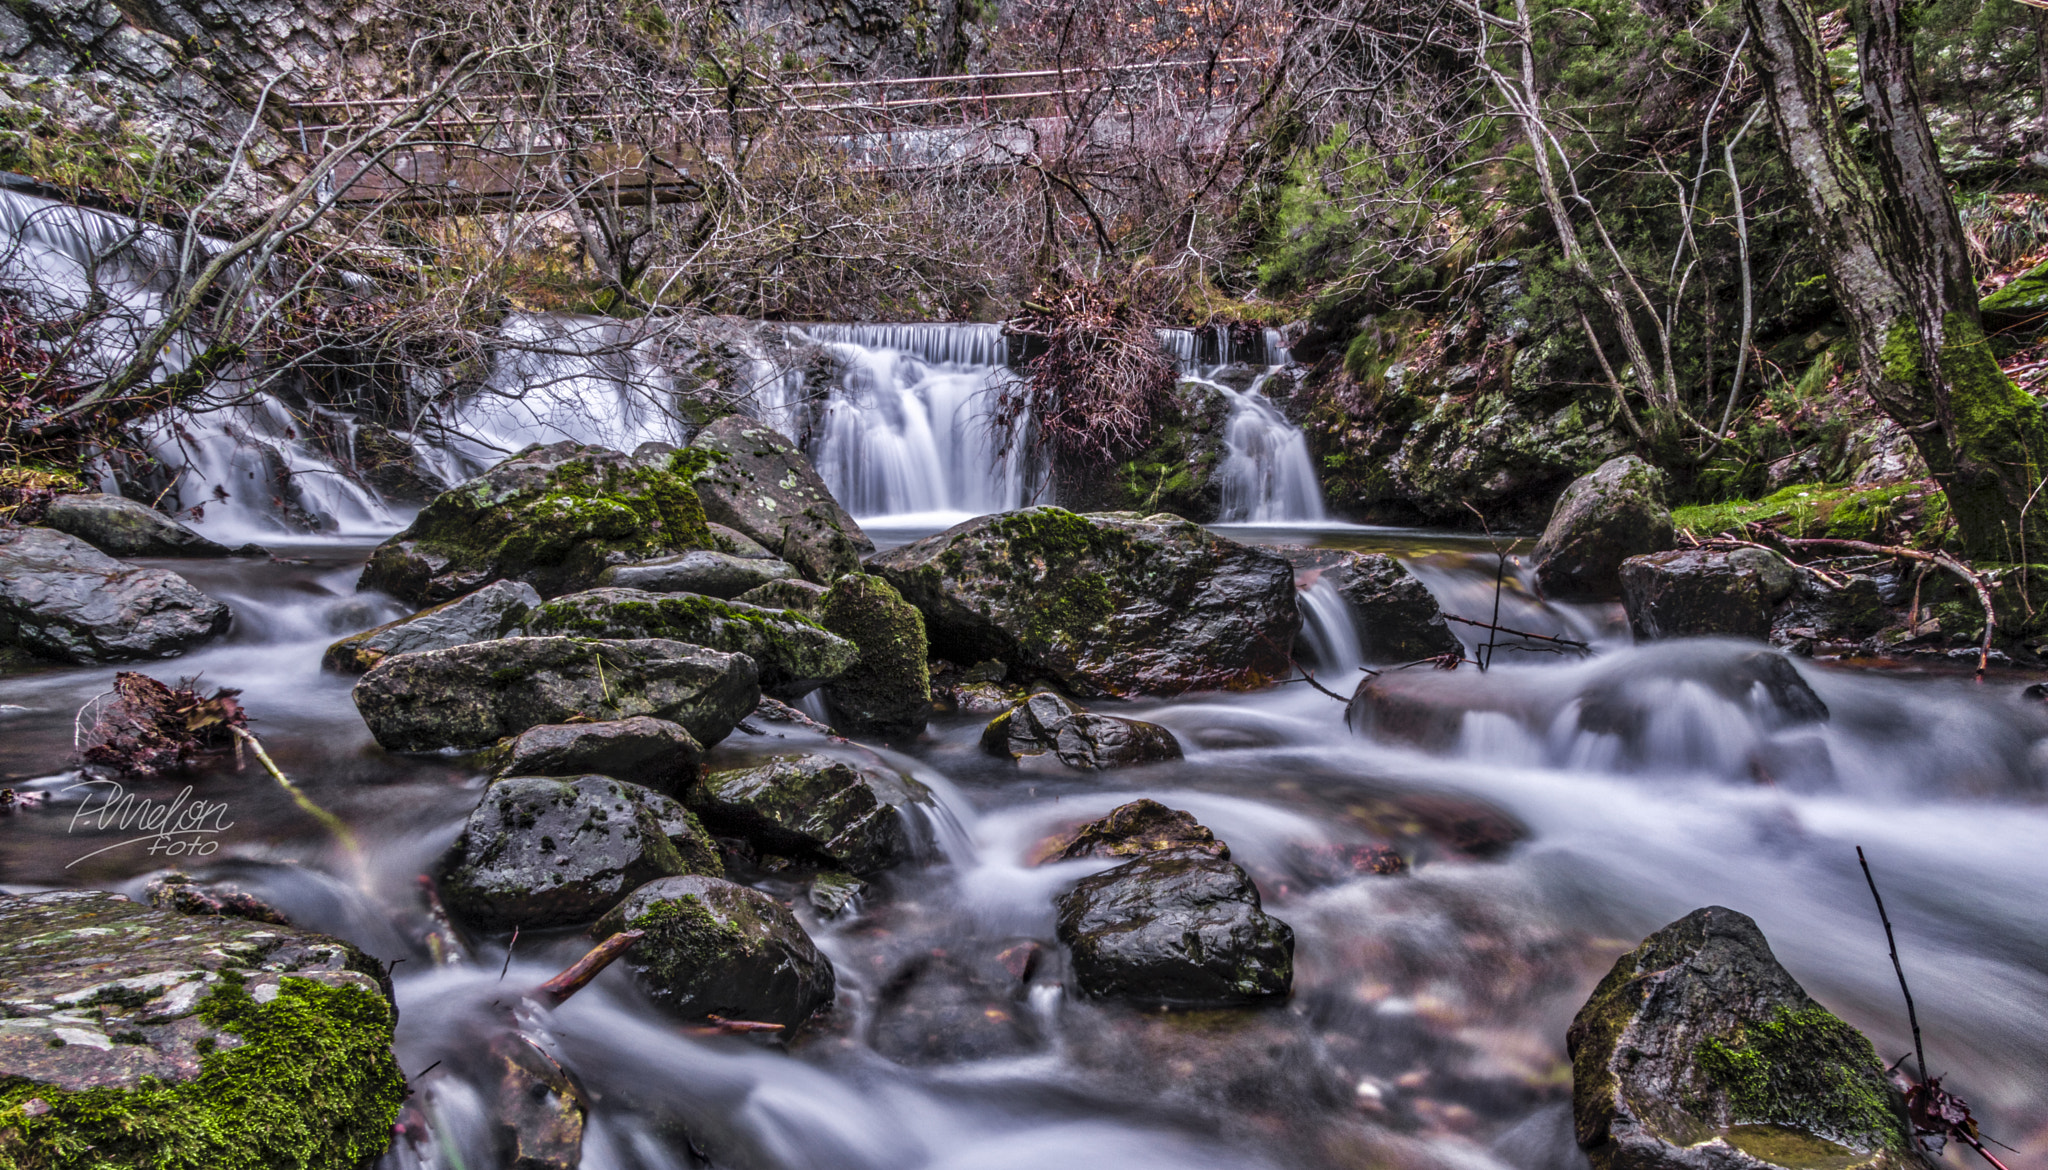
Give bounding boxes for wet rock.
[808,872,866,918]
[980,692,1182,769]
[870,507,1300,697]
[323,578,541,673]
[690,753,922,875]
[40,493,234,557]
[1345,671,1519,750]
[0,889,403,1169]
[1771,573,1893,654]
[735,578,829,614]
[688,416,874,582]
[349,422,442,505]
[980,692,1083,758]
[519,587,855,698]
[1054,799,1229,862]
[482,716,703,795]
[597,549,799,598]
[1577,647,1828,738]
[1325,553,1462,662]
[359,441,717,606]
[142,870,290,925]
[1620,547,1802,641]
[1532,456,1675,599]
[352,636,759,753]
[436,774,723,930]
[593,875,836,1027]
[868,953,1040,1065]
[1568,906,1928,1170]
[818,573,930,738]
[708,522,776,559]
[746,695,838,737]
[487,1031,586,1170]
[1054,849,1294,1008]
[0,526,231,663]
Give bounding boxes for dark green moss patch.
[1693,1005,1908,1153]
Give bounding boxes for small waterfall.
[1167,325,1326,524]
[797,323,1036,522]
[1295,575,1364,676]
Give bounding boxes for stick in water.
[228,726,368,883]
[537,930,644,1006]
[1856,845,1927,1085]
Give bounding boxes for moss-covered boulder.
[868,508,1300,698]
[40,493,238,557]
[597,549,799,598]
[1568,906,1930,1170]
[482,716,703,795]
[979,693,1182,770]
[436,774,723,930]
[1325,553,1461,662]
[519,587,856,698]
[735,578,829,614]
[593,876,836,1027]
[358,441,717,606]
[351,636,759,752]
[1982,257,2048,335]
[0,889,404,1170]
[323,578,541,673]
[0,527,232,664]
[1532,456,1675,599]
[1054,848,1293,1008]
[688,417,873,583]
[818,573,930,739]
[690,752,925,874]
[1620,548,1803,641]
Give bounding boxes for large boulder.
[1324,553,1461,662]
[1568,906,1929,1170]
[596,549,799,598]
[519,587,856,698]
[592,876,836,1028]
[979,693,1182,770]
[688,417,874,583]
[322,578,541,673]
[351,636,759,752]
[358,441,717,606]
[482,717,703,795]
[869,508,1300,697]
[1054,849,1294,1008]
[0,527,231,663]
[436,774,723,930]
[0,889,404,1170]
[1532,456,1676,599]
[40,493,237,557]
[1621,548,1802,641]
[690,752,925,874]
[817,573,930,738]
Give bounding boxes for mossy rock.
[1671,482,1936,546]
[688,417,873,583]
[358,441,717,606]
[689,752,929,875]
[1567,906,1928,1170]
[818,573,930,739]
[1982,258,2048,335]
[323,579,541,674]
[521,587,856,698]
[593,876,835,1027]
[0,889,404,1170]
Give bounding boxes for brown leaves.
[78,672,249,780]
[1899,1075,2013,1170]
[998,277,1178,465]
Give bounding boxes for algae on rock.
[818,573,931,738]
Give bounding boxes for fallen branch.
[1783,538,1995,681]
[226,725,368,882]
[1287,654,1352,703]
[537,930,644,1006]
[1440,613,1590,650]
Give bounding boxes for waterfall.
[796,323,1036,522]
[1294,575,1364,676]
[1167,325,1326,524]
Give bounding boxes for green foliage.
[1693,1005,1908,1152]
[1671,481,1932,543]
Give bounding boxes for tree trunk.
[1744,0,2048,563]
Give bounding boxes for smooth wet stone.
[689,416,873,583]
[0,526,231,663]
[1055,848,1293,1008]
[1053,799,1228,862]
[1325,553,1461,662]
[0,889,403,1169]
[40,493,234,557]
[351,636,759,753]
[323,579,541,673]
[807,872,866,918]
[1575,647,1828,739]
[734,578,829,615]
[981,693,1181,769]
[1532,456,1675,599]
[486,1030,585,1170]
[818,573,930,738]
[436,774,722,930]
[1568,906,1930,1170]
[980,692,1084,759]
[869,507,1300,698]
[597,549,799,598]
[483,716,703,795]
[867,953,1040,1066]
[1620,547,1801,641]
[519,587,855,698]
[690,752,925,875]
[594,875,836,1027]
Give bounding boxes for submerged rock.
[689,416,874,583]
[1054,849,1293,1007]
[0,889,404,1170]
[1576,647,1828,739]
[980,693,1182,770]
[868,952,1041,1066]
[483,716,703,795]
[1532,456,1675,599]
[735,578,829,614]
[519,587,855,698]
[1568,906,1928,1170]
[818,573,930,738]
[323,578,541,673]
[0,526,231,663]
[436,774,723,930]
[486,1030,585,1170]
[690,752,922,875]
[40,493,236,557]
[870,507,1300,697]
[1620,547,1801,641]
[1325,553,1462,662]
[593,875,836,1027]
[1053,799,1229,862]
[358,441,717,606]
[597,549,799,598]
[351,636,759,753]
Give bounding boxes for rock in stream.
[0,526,231,663]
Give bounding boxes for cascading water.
[1166,325,1328,524]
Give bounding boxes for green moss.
[1672,482,1931,544]
[988,508,1107,564]
[625,894,748,989]
[1693,1005,1907,1153]
[1026,574,1114,653]
[0,977,405,1170]
[818,573,930,733]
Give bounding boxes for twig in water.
[226,725,367,882]
[498,925,520,981]
[1287,654,1351,703]
[1440,613,1590,650]
[537,930,644,1006]
[1857,845,1926,1085]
